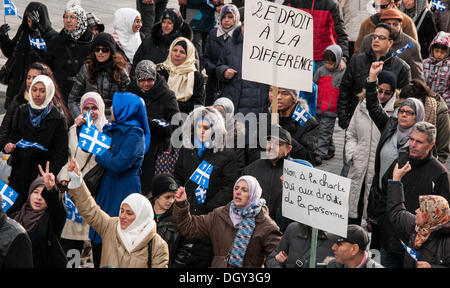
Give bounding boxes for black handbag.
[80,152,105,198]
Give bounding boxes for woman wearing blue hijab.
[89,92,150,267]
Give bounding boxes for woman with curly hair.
[68,32,130,123]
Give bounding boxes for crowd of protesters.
[0,0,449,269]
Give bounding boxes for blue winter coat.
[89,123,146,244]
[216,26,269,117]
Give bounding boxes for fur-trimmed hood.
[181,106,227,153]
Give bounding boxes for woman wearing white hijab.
[63,158,169,268]
[172,175,282,268]
[57,92,109,257]
[5,75,68,215]
[157,37,205,114]
[113,8,143,63]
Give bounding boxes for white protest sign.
[242,0,313,92]
[282,159,350,237]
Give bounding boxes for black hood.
[21,2,53,35]
[151,20,193,45]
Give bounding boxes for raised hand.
[175,186,187,202]
[67,157,80,176]
[392,161,411,181]
[38,161,55,191]
[4,142,16,153]
[0,24,10,36]
[368,61,383,82]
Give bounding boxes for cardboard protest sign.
[242,0,313,92]
[282,159,351,237]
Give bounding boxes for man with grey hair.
[377,121,449,267]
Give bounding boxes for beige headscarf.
[28,75,55,109]
[160,37,197,102]
[80,92,108,132]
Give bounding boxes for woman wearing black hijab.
[0,2,58,110]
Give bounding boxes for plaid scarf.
[228,199,265,267]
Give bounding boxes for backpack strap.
[147,238,153,268]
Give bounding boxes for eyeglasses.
[377,88,393,96]
[398,109,415,116]
[372,2,391,9]
[372,34,390,41]
[94,47,110,53]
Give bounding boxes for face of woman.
[196,120,212,143]
[82,103,99,121]
[63,11,78,32]
[397,105,416,129]
[132,16,142,33]
[119,203,136,230]
[26,69,42,91]
[155,192,176,212]
[171,45,187,66]
[377,83,394,104]
[94,46,111,63]
[415,208,428,226]
[221,13,235,29]
[161,18,174,35]
[31,82,46,106]
[30,186,47,211]
[138,78,155,92]
[233,180,250,208]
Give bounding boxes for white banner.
[282,159,351,237]
[242,0,313,92]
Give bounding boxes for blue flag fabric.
[84,110,93,128]
[189,160,213,189]
[0,179,18,212]
[65,192,83,223]
[291,105,312,126]
[194,185,207,204]
[152,119,170,128]
[16,139,48,151]
[392,43,413,57]
[400,240,419,261]
[432,0,446,11]
[28,36,47,50]
[78,125,111,156]
[4,0,22,19]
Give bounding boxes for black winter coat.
[337,50,411,129]
[203,27,229,106]
[158,68,205,115]
[387,182,450,268]
[0,2,58,109]
[128,73,180,194]
[130,20,193,77]
[11,186,67,268]
[0,211,33,268]
[44,29,94,103]
[6,105,68,215]
[216,26,269,116]
[415,9,438,60]
[266,223,335,268]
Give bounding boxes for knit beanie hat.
[377,70,397,91]
[151,174,178,199]
[92,32,116,54]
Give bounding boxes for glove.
[28,11,41,38]
[0,24,10,36]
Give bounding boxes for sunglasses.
[398,109,415,116]
[94,47,110,53]
[372,2,390,9]
[377,88,393,96]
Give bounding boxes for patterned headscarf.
[217,4,240,39]
[228,176,266,267]
[397,98,425,147]
[64,1,88,40]
[415,195,450,249]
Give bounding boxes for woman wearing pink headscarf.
[387,161,450,268]
[172,175,282,267]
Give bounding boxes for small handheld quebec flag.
[400,240,419,261]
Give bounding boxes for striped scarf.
[228,199,265,267]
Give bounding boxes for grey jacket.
[326,256,384,268]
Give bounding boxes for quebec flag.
[84,110,93,128]
[78,125,111,156]
[292,105,311,127]
[431,0,446,11]
[189,160,213,189]
[65,192,83,223]
[4,0,22,19]
[194,185,207,204]
[29,36,47,51]
[400,240,419,261]
[0,179,18,212]
[16,139,48,151]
